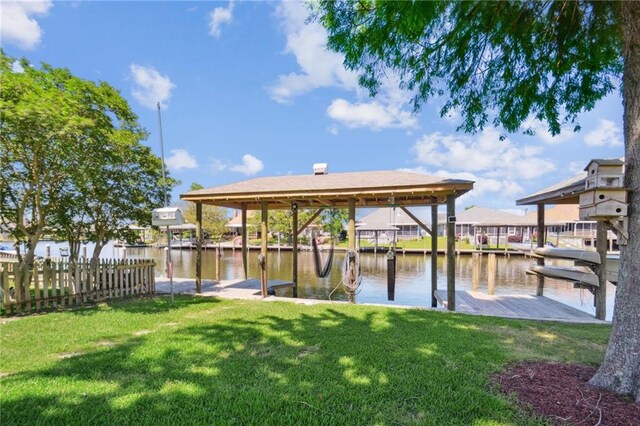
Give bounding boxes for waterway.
[18,240,616,320]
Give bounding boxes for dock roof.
[515,172,586,205]
[181,170,473,210]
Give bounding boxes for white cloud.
[412,128,555,180]
[327,98,417,130]
[230,154,263,175]
[399,167,524,205]
[208,1,234,38]
[584,119,623,147]
[0,1,51,50]
[433,170,524,199]
[211,154,264,176]
[166,149,198,171]
[268,1,358,103]
[269,2,418,132]
[568,161,587,175]
[523,118,574,144]
[129,64,175,109]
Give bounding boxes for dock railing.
[1,258,155,314]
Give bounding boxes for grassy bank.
[0,296,610,425]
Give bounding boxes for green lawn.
[338,237,484,250]
[0,296,610,425]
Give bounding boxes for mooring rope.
[342,250,362,295]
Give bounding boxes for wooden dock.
[155,278,295,300]
[435,290,604,323]
[156,279,604,323]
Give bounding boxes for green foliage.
[321,208,347,240]
[0,296,610,424]
[0,51,174,262]
[248,208,318,243]
[314,1,622,135]
[183,183,228,241]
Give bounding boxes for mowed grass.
[0,296,610,425]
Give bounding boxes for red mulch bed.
[494,361,640,425]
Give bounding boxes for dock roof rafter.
[181,170,474,210]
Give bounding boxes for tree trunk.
[589,1,640,403]
[91,240,106,264]
[67,229,82,263]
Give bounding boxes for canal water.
[24,241,616,320]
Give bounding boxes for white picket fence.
[1,258,155,314]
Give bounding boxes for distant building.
[358,208,417,240]
[226,210,257,238]
[454,206,529,238]
[524,205,597,238]
[356,208,445,245]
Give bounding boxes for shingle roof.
[181,170,473,210]
[456,206,526,225]
[524,204,581,223]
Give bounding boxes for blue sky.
[2,1,625,213]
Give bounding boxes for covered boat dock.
[181,169,473,310]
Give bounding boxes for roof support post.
[431,204,438,307]
[446,195,456,311]
[241,203,248,280]
[536,204,545,296]
[348,199,356,251]
[595,221,608,320]
[260,202,268,297]
[195,202,202,293]
[292,203,298,298]
[348,198,356,303]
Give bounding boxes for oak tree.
[1,52,170,265]
[313,0,639,401]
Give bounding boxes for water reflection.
[20,241,615,321]
[128,246,615,321]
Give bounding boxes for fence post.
[100,259,106,300]
[113,260,120,298]
[132,259,137,295]
[60,260,67,308]
[73,261,80,305]
[121,259,127,297]
[151,262,155,293]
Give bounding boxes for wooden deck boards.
[155,279,603,324]
[218,278,295,291]
[435,290,603,323]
